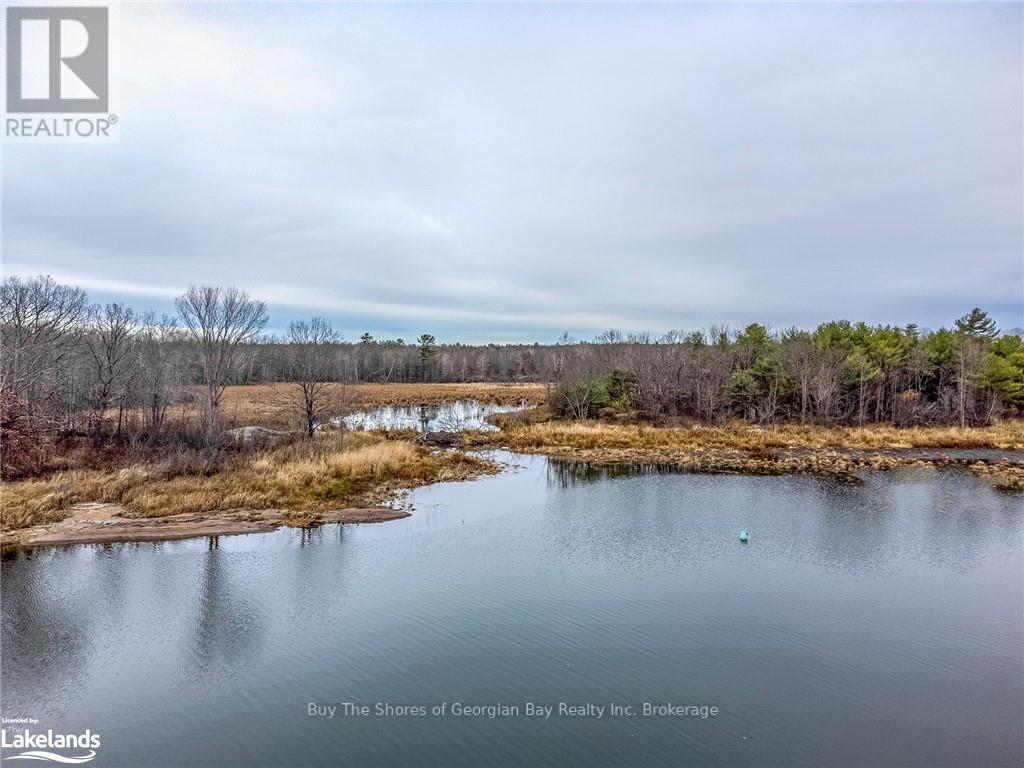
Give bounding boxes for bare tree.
[779,329,816,423]
[4,273,1020,440]
[286,317,343,437]
[0,275,89,405]
[954,336,986,428]
[557,377,606,420]
[810,351,843,423]
[551,344,608,420]
[693,341,731,423]
[176,286,268,435]
[136,312,183,434]
[84,303,138,438]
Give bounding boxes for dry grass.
[11,408,1019,534]
[0,432,498,532]
[471,417,1024,484]
[494,420,1024,453]
[143,382,548,430]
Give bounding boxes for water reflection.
[340,400,526,432]
[539,461,1022,577]
[1,454,1021,767]
[188,546,265,676]
[546,457,688,487]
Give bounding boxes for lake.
[2,452,1021,767]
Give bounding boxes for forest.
[2,273,1022,480]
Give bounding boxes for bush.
[551,369,636,420]
[605,369,637,413]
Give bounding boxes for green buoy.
[739,530,749,542]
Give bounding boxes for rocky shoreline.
[1,502,409,550]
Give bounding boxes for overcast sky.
[3,2,1022,342]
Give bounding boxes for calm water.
[2,454,1022,767]
[340,400,526,432]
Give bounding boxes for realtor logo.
[5,6,109,113]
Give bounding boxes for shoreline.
[520,444,1024,485]
[1,502,409,551]
[5,413,1022,550]
[481,417,1024,489]
[1,430,498,541]
[5,443,1022,551]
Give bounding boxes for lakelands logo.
[1,728,100,763]
[3,3,119,141]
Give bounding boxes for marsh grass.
[1,432,498,531]
[8,408,1020,533]
[494,420,1024,453]
[476,417,1024,483]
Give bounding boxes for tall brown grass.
[481,418,1024,487]
[468,421,1015,487]
[1,432,497,531]
[496,420,1024,453]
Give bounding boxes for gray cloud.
[3,2,1021,341]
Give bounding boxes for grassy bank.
[7,402,1021,540]
[491,420,1024,452]
[477,417,1024,488]
[1,431,497,533]
[4,383,538,535]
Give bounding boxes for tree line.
[1,273,1021,476]
[550,314,1022,427]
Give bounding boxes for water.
[339,400,526,432]
[2,454,1021,767]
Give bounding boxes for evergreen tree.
[418,334,438,361]
[955,308,998,339]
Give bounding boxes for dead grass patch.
[495,420,1024,453]
[479,418,1024,482]
[1,431,498,532]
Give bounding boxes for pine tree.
[418,334,438,361]
[955,308,998,339]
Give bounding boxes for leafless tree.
[4,273,1021,444]
[955,336,986,428]
[558,377,605,420]
[286,317,344,437]
[810,351,843,423]
[551,344,608,419]
[85,303,138,438]
[692,342,731,423]
[136,312,183,434]
[176,285,268,435]
[630,339,688,421]
[0,275,89,407]
[779,329,816,423]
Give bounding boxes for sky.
[2,2,1022,343]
